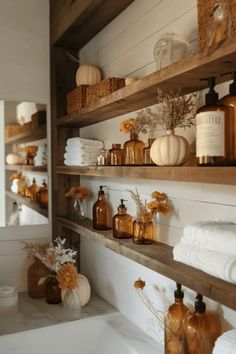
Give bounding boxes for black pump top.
[174,283,184,300]
[98,185,107,195]
[119,199,127,208]
[229,71,236,95]
[201,77,219,105]
[195,294,206,313]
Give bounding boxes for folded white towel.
[66,137,103,147]
[64,159,97,166]
[65,145,101,153]
[182,221,236,255]
[64,152,98,159]
[213,329,236,354]
[173,243,236,283]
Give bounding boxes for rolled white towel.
[173,243,236,283]
[213,329,236,354]
[66,137,103,147]
[182,221,236,255]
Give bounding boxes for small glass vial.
[97,148,109,165]
[143,138,155,165]
[113,199,133,238]
[110,144,124,165]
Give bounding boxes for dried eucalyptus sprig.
[126,188,146,216]
[155,89,198,130]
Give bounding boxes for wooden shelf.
[56,165,236,185]
[51,0,134,48]
[56,36,236,128]
[5,125,46,145]
[5,165,47,173]
[6,190,48,218]
[57,216,236,310]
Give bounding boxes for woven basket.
[197,0,236,51]
[66,85,88,113]
[86,77,125,106]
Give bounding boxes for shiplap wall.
[79,0,236,344]
[0,0,50,291]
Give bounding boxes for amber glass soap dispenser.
[112,199,133,238]
[183,294,221,354]
[196,77,229,166]
[164,283,189,354]
[93,186,112,230]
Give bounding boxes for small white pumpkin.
[76,65,101,86]
[125,76,137,85]
[150,130,190,166]
[61,273,91,307]
[6,153,24,165]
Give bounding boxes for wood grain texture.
[57,216,236,310]
[5,165,47,173]
[50,0,134,48]
[5,190,48,218]
[55,165,236,186]
[5,125,46,145]
[56,36,236,127]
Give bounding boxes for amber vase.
[143,138,155,165]
[124,133,144,165]
[28,257,49,298]
[133,219,153,244]
[109,144,124,165]
[45,272,62,304]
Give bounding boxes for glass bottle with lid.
[143,138,156,165]
[113,199,133,238]
[30,178,39,202]
[110,144,124,165]
[93,186,112,230]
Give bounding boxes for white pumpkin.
[61,273,91,307]
[6,153,24,165]
[76,65,101,86]
[150,130,190,166]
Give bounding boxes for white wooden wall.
[79,0,236,343]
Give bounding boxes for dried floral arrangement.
[120,108,158,135]
[65,186,90,200]
[127,188,170,222]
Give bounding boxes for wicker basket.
[197,0,236,51]
[86,77,125,106]
[66,85,88,113]
[5,124,25,137]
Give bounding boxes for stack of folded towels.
[35,144,47,166]
[213,329,236,354]
[64,137,103,166]
[173,220,236,283]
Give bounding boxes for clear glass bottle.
[28,257,48,298]
[143,138,156,165]
[183,294,222,354]
[133,216,153,244]
[113,199,133,238]
[92,186,112,230]
[110,144,124,165]
[124,133,144,165]
[97,148,109,165]
[165,283,189,354]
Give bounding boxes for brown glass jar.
[124,133,144,165]
[110,144,124,165]
[133,218,153,244]
[113,199,133,238]
[28,258,49,298]
[143,138,155,165]
[92,186,112,230]
[30,178,39,202]
[39,180,48,209]
[45,271,62,304]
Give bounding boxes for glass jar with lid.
[109,144,124,165]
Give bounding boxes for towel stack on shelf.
[173,221,236,283]
[64,137,103,166]
[35,144,47,166]
[213,329,236,354]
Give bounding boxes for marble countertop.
[0,292,116,336]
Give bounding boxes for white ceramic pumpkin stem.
[166,129,175,135]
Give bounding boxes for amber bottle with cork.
[30,178,39,202]
[164,283,189,354]
[183,294,221,354]
[219,71,236,163]
[93,186,112,230]
[112,199,133,238]
[196,77,229,166]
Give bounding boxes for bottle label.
[196,111,225,157]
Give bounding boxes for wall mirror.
[1,100,48,227]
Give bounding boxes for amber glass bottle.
[196,77,229,166]
[133,216,153,244]
[110,144,124,165]
[39,180,48,209]
[45,271,62,304]
[124,133,144,165]
[143,138,155,165]
[93,186,112,230]
[30,178,39,202]
[113,199,133,238]
[165,283,189,354]
[219,71,236,164]
[28,258,49,298]
[183,294,221,354]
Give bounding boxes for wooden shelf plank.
[57,216,236,310]
[5,125,46,145]
[56,36,236,128]
[55,165,236,185]
[5,165,47,173]
[6,190,48,218]
[51,0,134,48]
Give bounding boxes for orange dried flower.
[140,210,153,222]
[57,264,78,289]
[134,278,146,289]
[146,200,160,210]
[151,191,167,201]
[120,118,137,133]
[158,203,170,216]
[65,186,90,200]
